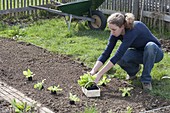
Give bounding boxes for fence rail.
[0,0,170,37]
[0,0,50,15]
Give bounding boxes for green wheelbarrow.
[30,0,107,30]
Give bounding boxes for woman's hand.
[90,61,103,75]
[94,74,101,84]
[90,70,96,75]
[94,61,114,84]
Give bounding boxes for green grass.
[0,18,170,99]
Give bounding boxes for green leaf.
[47,85,62,92]
[119,87,133,97]
[10,99,31,112]
[23,69,34,78]
[77,72,96,88]
[34,79,46,90]
[98,75,111,86]
[69,93,80,102]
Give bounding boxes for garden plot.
[0,38,170,113]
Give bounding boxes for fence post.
[132,0,139,20]
[0,0,1,10]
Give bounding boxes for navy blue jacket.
[98,21,161,64]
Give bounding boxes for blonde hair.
[107,12,135,29]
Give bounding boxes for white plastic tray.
[82,86,100,97]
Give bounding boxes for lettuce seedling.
[23,69,35,81]
[11,99,32,113]
[69,93,80,105]
[34,79,46,90]
[98,75,111,86]
[126,106,133,113]
[77,72,96,89]
[119,87,133,97]
[47,85,62,94]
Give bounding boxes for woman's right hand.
[90,61,103,75]
[90,70,96,75]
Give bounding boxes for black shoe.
[142,82,152,91]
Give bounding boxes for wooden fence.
[97,0,170,37]
[0,0,50,15]
[100,0,170,21]
[139,0,170,36]
[0,0,170,37]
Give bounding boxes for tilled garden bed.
[0,38,170,113]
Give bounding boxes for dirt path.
[0,38,170,113]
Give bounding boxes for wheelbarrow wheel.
[88,10,107,30]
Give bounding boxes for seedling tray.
[82,86,100,97]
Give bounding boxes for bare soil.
[0,38,170,113]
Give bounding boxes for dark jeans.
[117,42,164,83]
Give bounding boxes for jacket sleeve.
[98,35,118,64]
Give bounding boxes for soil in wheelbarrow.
[0,38,170,113]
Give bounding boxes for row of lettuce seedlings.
[13,69,134,112]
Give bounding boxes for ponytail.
[107,12,135,30]
[124,13,135,29]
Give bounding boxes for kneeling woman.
[90,12,164,90]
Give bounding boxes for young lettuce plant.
[47,85,62,94]
[69,93,80,105]
[11,99,32,113]
[77,72,97,90]
[23,69,35,81]
[98,75,111,86]
[119,87,133,97]
[34,79,46,90]
[126,106,133,113]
